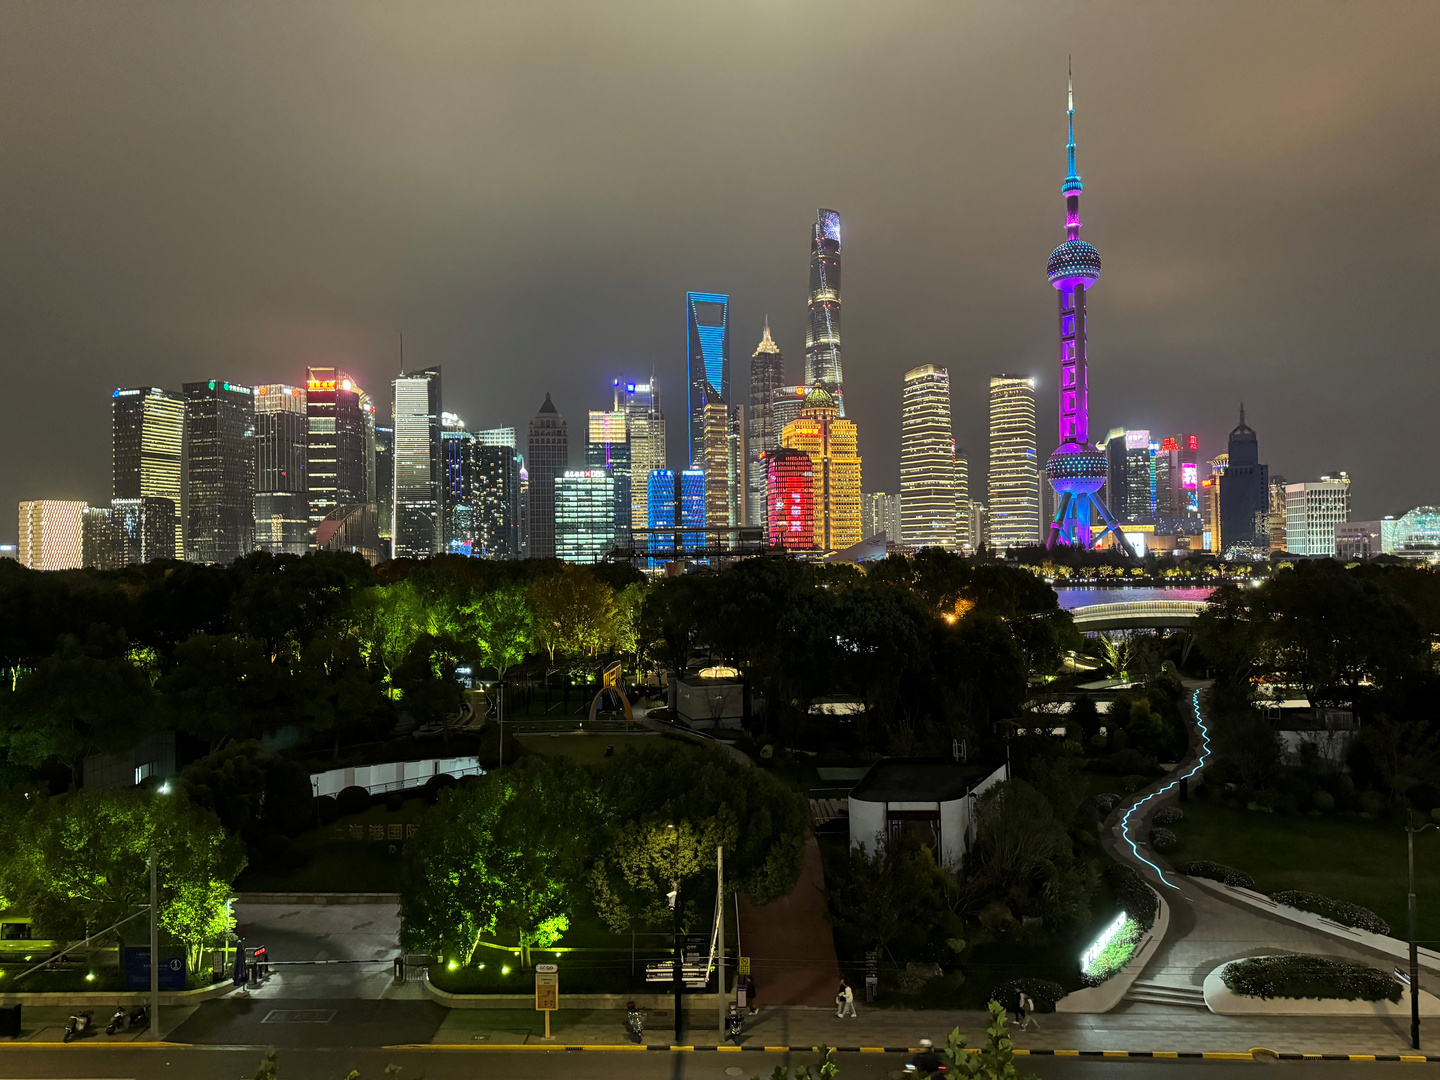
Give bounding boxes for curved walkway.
[1103,683,1438,1011]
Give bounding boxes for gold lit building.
[779,386,861,550]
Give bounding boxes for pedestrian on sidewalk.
[1019,992,1039,1031]
[745,974,757,1016]
[835,978,857,1018]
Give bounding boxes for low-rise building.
[848,758,1006,870]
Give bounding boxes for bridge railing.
[1069,600,1210,623]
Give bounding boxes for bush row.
[1271,891,1391,936]
[1176,860,1254,889]
[1222,954,1401,1003]
[989,978,1066,1013]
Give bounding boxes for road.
[0,1046,1431,1080]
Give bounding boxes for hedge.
[1104,861,1158,930]
[989,978,1065,1013]
[1271,891,1391,935]
[1149,827,1178,852]
[1094,793,1121,814]
[1153,805,1184,825]
[1176,860,1254,889]
[1222,955,1401,1003]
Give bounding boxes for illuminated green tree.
[400,755,596,967]
[464,584,534,680]
[0,788,245,982]
[529,567,617,660]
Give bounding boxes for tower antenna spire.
[1064,57,1081,196]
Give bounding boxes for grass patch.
[1171,798,1440,944]
[514,730,668,766]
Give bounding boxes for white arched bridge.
[1068,599,1210,633]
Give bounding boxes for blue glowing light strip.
[1118,689,1210,890]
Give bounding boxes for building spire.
[754,316,781,355]
[1063,57,1083,197]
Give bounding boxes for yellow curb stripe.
[1349,1055,1377,1062]
[1203,1052,1255,1060]
[1400,1056,1429,1063]
[763,1046,790,1053]
[859,1047,885,1053]
[580,1045,647,1051]
[1153,1051,1178,1058]
[1103,1050,1129,1057]
[1055,1049,1079,1056]
[1014,1049,1030,1055]
[717,1046,742,1052]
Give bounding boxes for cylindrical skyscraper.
[1043,68,1129,552]
[804,209,844,414]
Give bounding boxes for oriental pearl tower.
[1044,65,1131,554]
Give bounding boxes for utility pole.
[1408,816,1437,1050]
[148,849,160,1041]
[670,824,682,1045]
[716,845,725,1038]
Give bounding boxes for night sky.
[3,2,1438,541]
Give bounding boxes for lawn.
[514,730,670,766]
[1166,798,1440,945]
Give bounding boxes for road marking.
[261,1009,336,1023]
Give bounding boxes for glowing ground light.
[1119,689,1211,890]
[1080,911,1129,972]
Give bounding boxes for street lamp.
[667,823,681,1044]
[1407,813,1437,1050]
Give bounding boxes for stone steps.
[1125,980,1208,1008]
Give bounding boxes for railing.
[1070,600,1210,622]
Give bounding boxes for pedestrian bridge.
[1069,599,1210,632]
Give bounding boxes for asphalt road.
[0,1047,1433,1080]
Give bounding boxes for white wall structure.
[848,759,1007,870]
[310,756,482,797]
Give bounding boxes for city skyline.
[3,7,1439,539]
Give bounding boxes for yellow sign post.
[535,963,559,1039]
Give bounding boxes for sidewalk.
[423,1002,1433,1056]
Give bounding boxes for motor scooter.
[726,1004,744,1041]
[902,1038,946,1075]
[625,1001,644,1043]
[63,1011,93,1043]
[106,1006,126,1035]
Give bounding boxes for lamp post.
[1408,814,1438,1050]
[667,823,682,1044]
[148,848,160,1041]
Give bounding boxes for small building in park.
[848,758,1007,870]
[673,666,745,728]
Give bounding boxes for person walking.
[835,978,857,1018]
[1019,992,1039,1031]
[745,974,758,1016]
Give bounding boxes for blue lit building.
[687,292,729,470]
[646,468,706,557]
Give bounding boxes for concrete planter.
[1056,888,1171,1014]
[423,975,722,1011]
[0,980,234,1008]
[1203,960,1440,1016]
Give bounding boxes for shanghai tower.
[1043,68,1129,553]
[804,209,844,415]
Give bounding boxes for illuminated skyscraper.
[766,449,815,551]
[1155,434,1200,520]
[771,384,809,439]
[111,496,177,564]
[184,380,255,564]
[17,500,85,570]
[253,384,309,556]
[475,428,521,559]
[987,375,1040,550]
[698,392,731,535]
[687,291,730,471]
[804,209,844,414]
[1041,70,1128,552]
[779,386,861,550]
[747,320,786,527]
[588,409,632,547]
[860,492,901,543]
[375,424,394,542]
[392,367,443,559]
[441,412,476,556]
[1101,429,1155,522]
[614,379,665,529]
[112,386,183,556]
[900,365,959,550]
[1285,473,1351,557]
[305,368,371,544]
[526,393,569,560]
[646,469,707,557]
[83,505,119,570]
[555,470,617,564]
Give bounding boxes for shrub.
[1222,955,1401,1003]
[315,794,339,824]
[1149,827,1178,852]
[336,785,370,817]
[1094,793,1121,813]
[385,792,405,812]
[1104,861,1157,930]
[1177,860,1254,889]
[422,774,458,804]
[1153,805,1183,825]
[990,978,1065,1013]
[1120,774,1148,794]
[1312,790,1335,812]
[1271,891,1390,935]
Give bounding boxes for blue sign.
[122,947,186,991]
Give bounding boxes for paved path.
[232,900,418,999]
[736,837,843,1008]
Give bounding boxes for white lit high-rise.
[900,365,960,550]
[987,375,1040,549]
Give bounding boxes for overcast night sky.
[2,2,1438,540]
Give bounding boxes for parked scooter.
[127,1004,150,1031]
[726,1004,744,1041]
[625,1001,644,1043]
[106,1006,126,1035]
[63,1011,93,1043]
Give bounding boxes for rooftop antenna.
[398,332,405,375]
